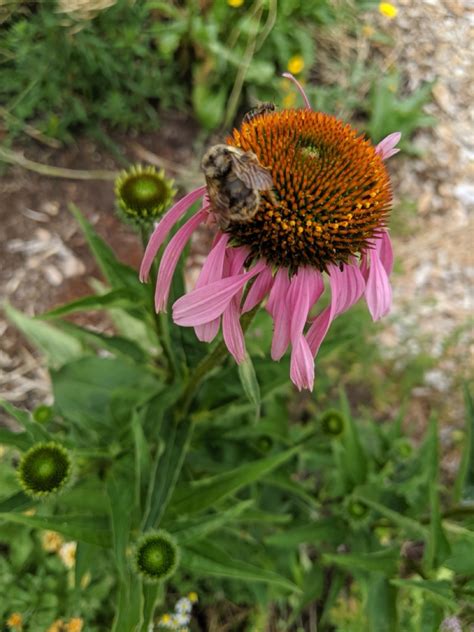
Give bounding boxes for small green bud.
[18,442,72,498]
[33,404,53,424]
[343,496,372,529]
[134,530,179,582]
[320,410,345,438]
[115,165,176,225]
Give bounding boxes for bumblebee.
[201,144,274,230]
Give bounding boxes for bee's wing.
[229,151,273,190]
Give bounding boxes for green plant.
[0,195,472,629]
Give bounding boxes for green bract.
[320,410,345,438]
[18,442,72,498]
[134,530,179,582]
[115,165,176,225]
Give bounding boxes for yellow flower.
[46,620,65,632]
[7,613,23,629]
[188,591,198,603]
[66,618,83,632]
[58,541,77,569]
[228,0,244,7]
[378,2,398,18]
[160,614,172,624]
[287,55,305,75]
[41,530,64,553]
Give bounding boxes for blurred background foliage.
[0,0,433,149]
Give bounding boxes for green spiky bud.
[33,404,53,424]
[344,496,371,529]
[115,165,176,225]
[134,530,179,582]
[320,410,345,438]
[18,442,72,498]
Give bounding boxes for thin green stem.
[176,305,259,420]
[140,225,176,382]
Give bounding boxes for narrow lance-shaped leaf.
[453,383,474,502]
[167,445,298,518]
[238,352,261,419]
[3,303,83,368]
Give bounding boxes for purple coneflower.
[140,74,400,391]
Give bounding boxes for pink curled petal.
[227,246,250,276]
[222,298,246,364]
[289,268,312,342]
[281,72,313,110]
[290,336,315,392]
[154,209,207,312]
[242,266,274,314]
[195,233,229,289]
[379,230,394,275]
[267,268,290,317]
[336,262,365,315]
[193,234,229,342]
[173,262,265,327]
[375,132,401,160]
[365,249,392,321]
[195,318,221,343]
[139,185,207,282]
[267,268,291,360]
[306,306,332,358]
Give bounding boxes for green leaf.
[181,540,298,593]
[0,492,33,513]
[426,481,451,571]
[390,579,457,610]
[3,303,83,368]
[0,428,33,451]
[192,79,227,130]
[238,352,261,419]
[56,321,148,364]
[366,576,398,632]
[167,445,298,518]
[0,512,110,547]
[42,289,141,319]
[323,548,399,575]
[167,500,254,545]
[340,389,367,486]
[107,457,136,578]
[113,576,143,632]
[354,495,428,538]
[52,356,159,430]
[0,399,51,443]
[454,384,474,502]
[143,416,194,530]
[265,519,345,548]
[69,203,143,292]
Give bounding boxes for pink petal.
[242,265,274,314]
[306,262,365,357]
[365,248,392,321]
[221,246,251,361]
[289,267,324,342]
[281,73,313,110]
[154,209,207,312]
[139,185,207,282]
[267,268,291,360]
[193,234,229,342]
[290,336,315,391]
[222,297,246,364]
[375,132,401,160]
[379,230,394,275]
[173,262,265,327]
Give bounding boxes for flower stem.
[177,305,259,419]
